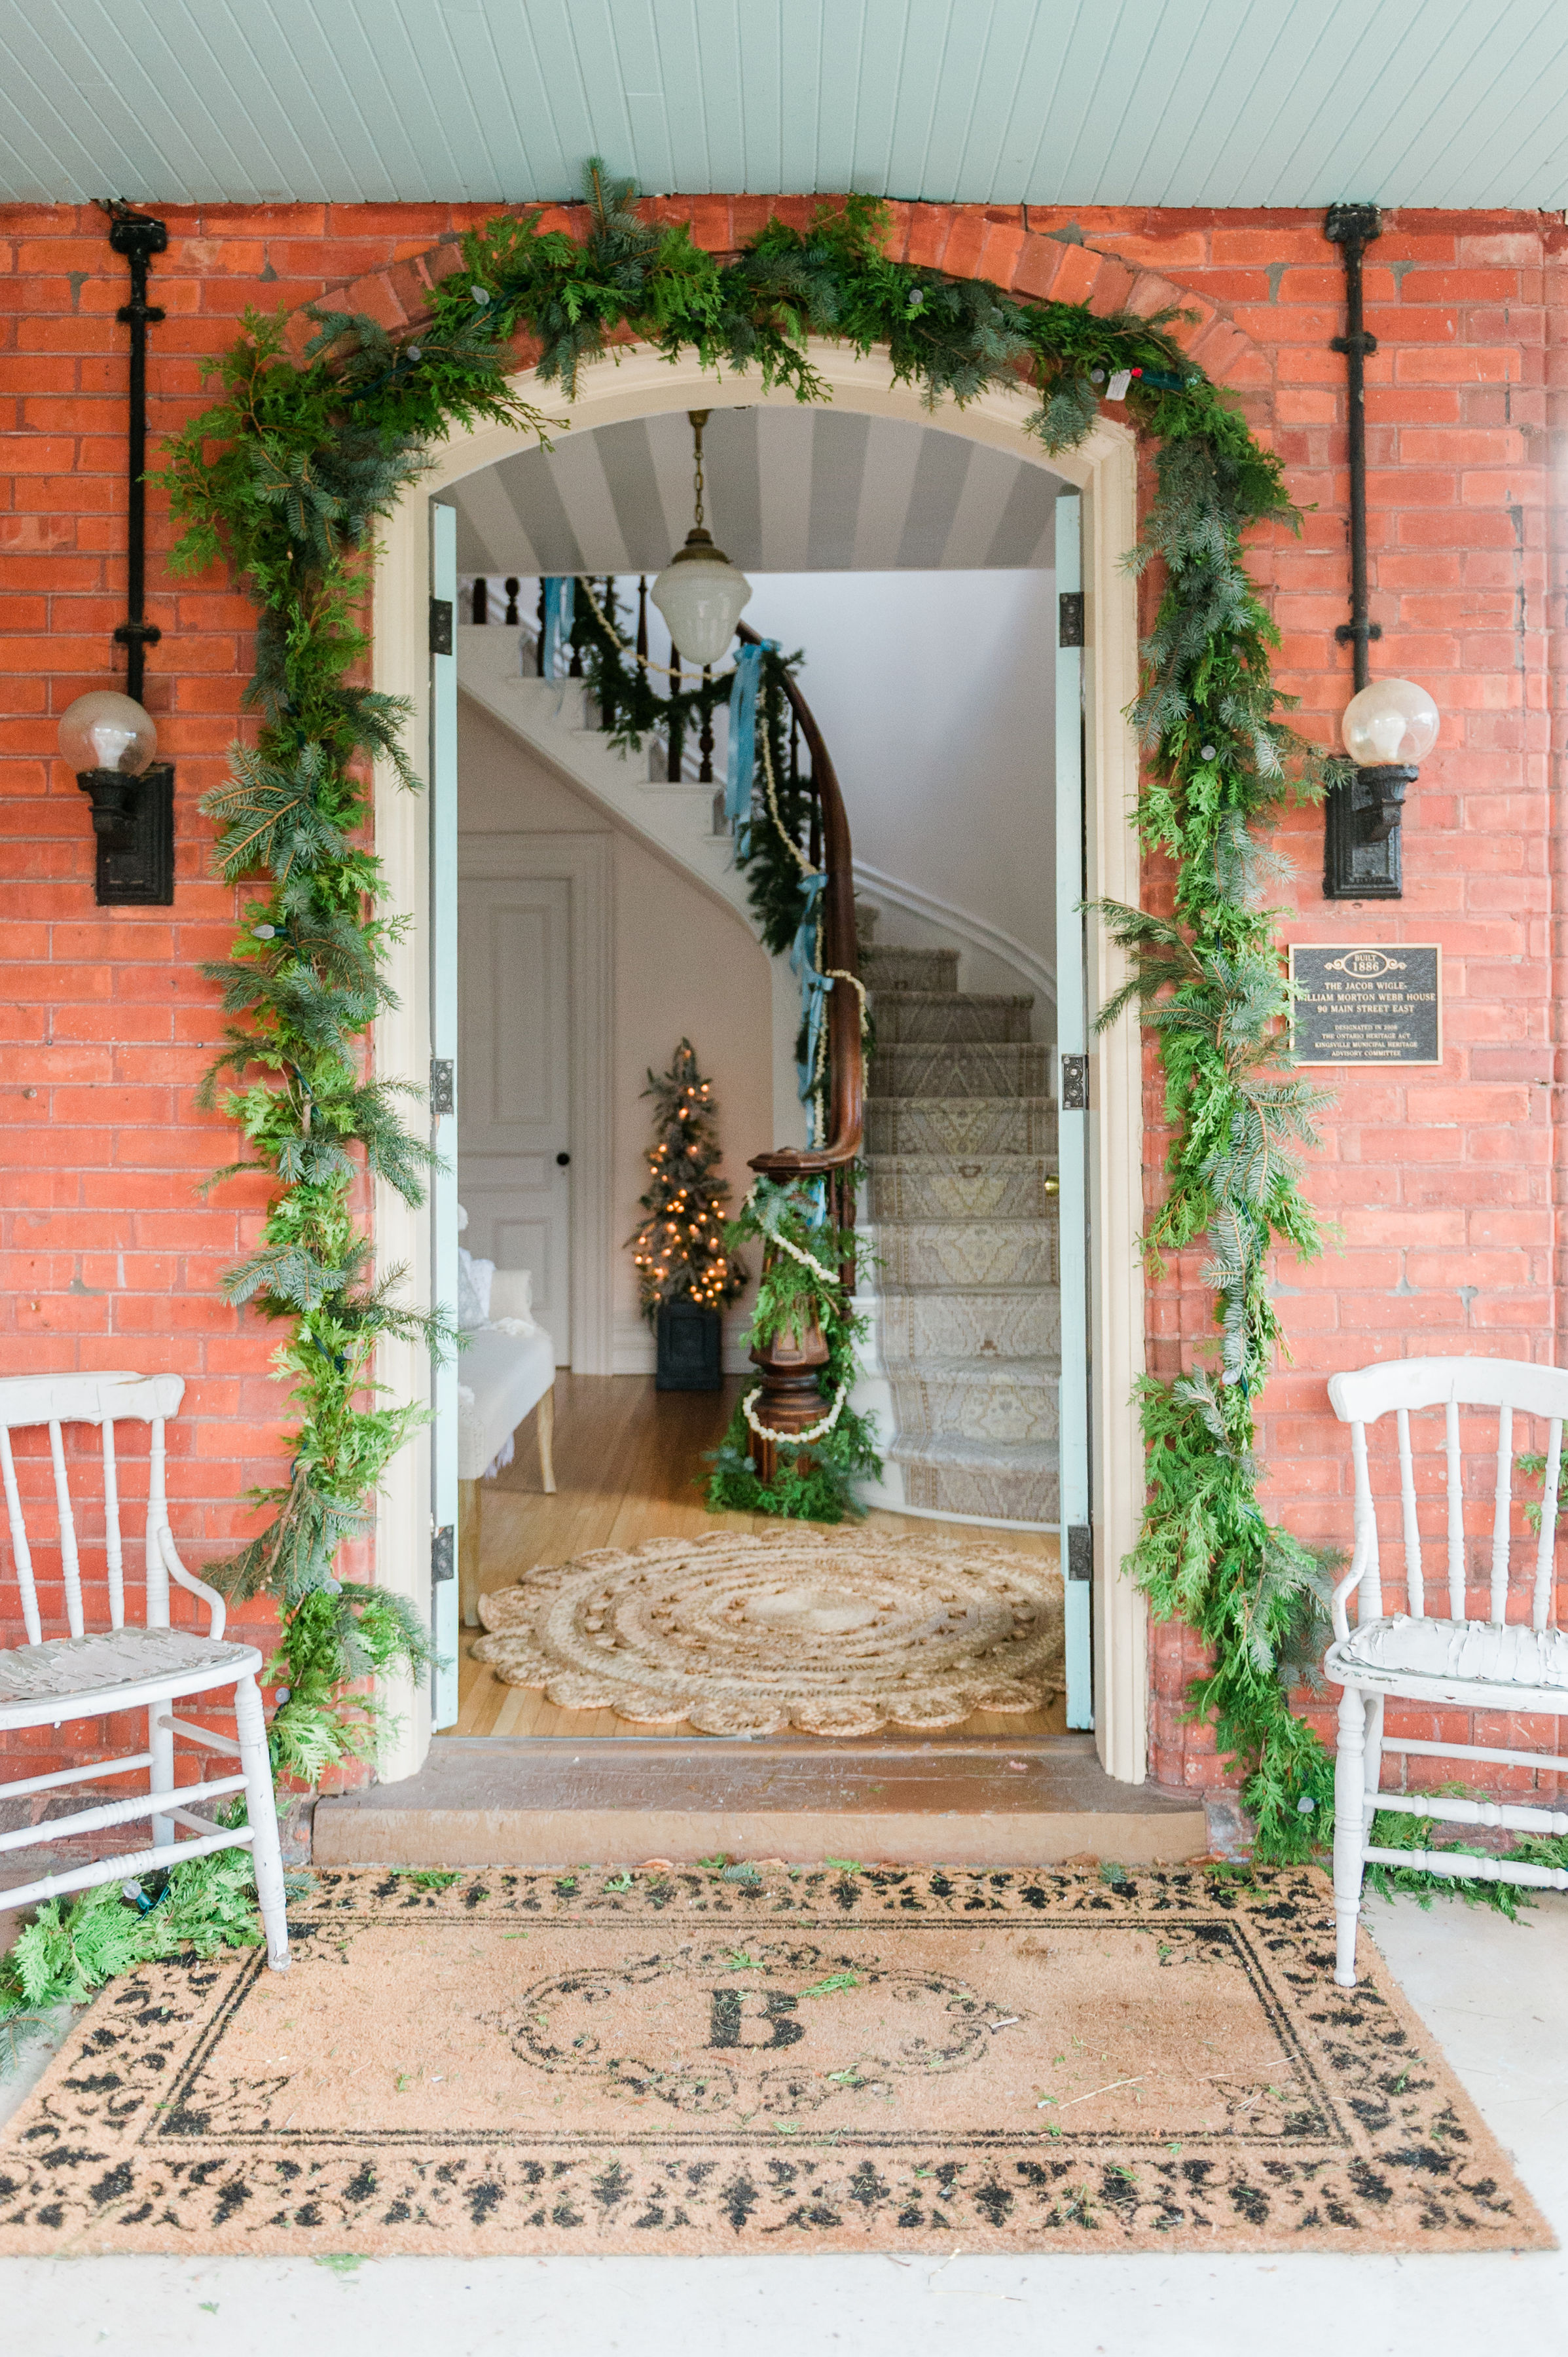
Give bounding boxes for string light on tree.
[629,1041,749,1319]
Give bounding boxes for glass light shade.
[650,534,752,667]
[58,690,158,777]
[1341,677,1439,769]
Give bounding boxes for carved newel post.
[748,1294,831,1488]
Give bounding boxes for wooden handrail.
[737,621,864,1187]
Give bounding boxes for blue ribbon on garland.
[724,638,773,850]
[541,576,574,677]
[789,869,830,1116]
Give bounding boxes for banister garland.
[156,162,1344,1854]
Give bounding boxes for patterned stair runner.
[860,932,1061,1524]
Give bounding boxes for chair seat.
[0,1627,259,1717]
[1334,1613,1568,1694]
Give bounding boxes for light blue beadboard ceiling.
[3,0,1568,212]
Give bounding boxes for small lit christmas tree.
[629,1040,749,1325]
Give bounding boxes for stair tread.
[867,1152,1059,1169]
[879,1298,1057,1312]
[886,1354,1061,1380]
[862,1216,1056,1233]
[867,989,1034,1009]
[888,1434,1060,1469]
[869,1078,1052,1091]
[873,1287,1059,1304]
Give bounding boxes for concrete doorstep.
[310,1734,1210,1869]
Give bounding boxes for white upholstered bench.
[456,1260,556,1628]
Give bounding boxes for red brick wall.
[1,195,1562,1800]
[0,203,500,1786]
[1083,208,1564,1799]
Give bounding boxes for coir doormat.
[0,1865,1549,2256]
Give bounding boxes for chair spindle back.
[0,1373,185,1647]
[1328,1356,1568,1634]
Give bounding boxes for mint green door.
[429,502,460,1728]
[1055,492,1093,1732]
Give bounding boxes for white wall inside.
[458,694,773,1374]
[742,569,1057,1028]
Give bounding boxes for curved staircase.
[858,919,1062,1526]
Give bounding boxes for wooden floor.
[452,1371,1065,1744]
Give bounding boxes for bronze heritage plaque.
[1288,943,1442,1066]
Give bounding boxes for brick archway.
[295,196,1270,414]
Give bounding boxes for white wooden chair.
[0,1372,288,1971]
[1326,1355,1568,1987]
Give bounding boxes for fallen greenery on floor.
[0,1832,266,2070]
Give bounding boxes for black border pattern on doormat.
[0,1865,1552,2256]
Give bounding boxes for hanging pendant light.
[650,409,752,667]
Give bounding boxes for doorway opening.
[367,340,1152,1795]
[433,401,1084,1753]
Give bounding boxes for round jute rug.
[472,1529,1064,1735]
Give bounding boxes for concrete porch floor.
[3,1888,1563,2354]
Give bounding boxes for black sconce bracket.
[76,765,175,904]
[1322,761,1413,899]
[1324,200,1404,900]
[83,202,173,904]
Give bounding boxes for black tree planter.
[656,1300,723,1391]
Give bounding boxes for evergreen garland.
[629,1042,750,1319]
[152,158,1345,1859]
[706,1177,882,1524]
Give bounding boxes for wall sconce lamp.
[1338,674,1440,847]
[64,201,173,904]
[1322,201,1438,900]
[60,687,170,879]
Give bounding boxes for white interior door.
[1055,491,1093,1732]
[458,873,574,1364]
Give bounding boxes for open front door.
[429,502,460,1729]
[1055,492,1093,1732]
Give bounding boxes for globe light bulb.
[58,690,158,777]
[1341,678,1438,769]
[650,534,752,667]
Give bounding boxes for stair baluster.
[599,577,618,734]
[668,645,684,780]
[698,665,714,782]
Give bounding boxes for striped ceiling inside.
[450,407,1067,579]
[3,0,1566,210]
